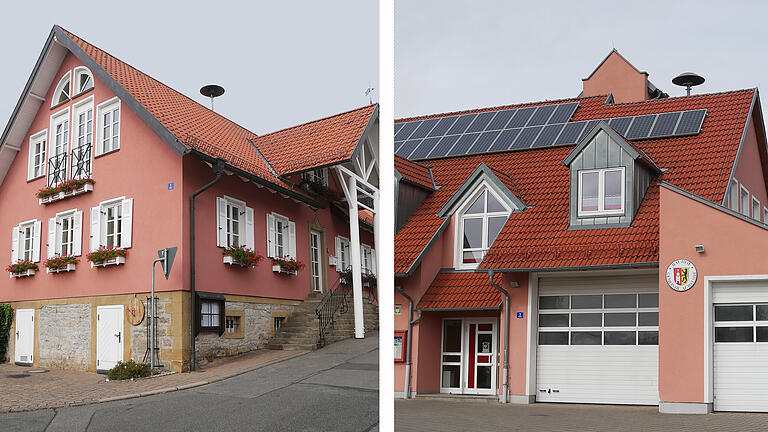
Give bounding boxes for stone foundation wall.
[195,301,295,364]
[129,297,173,368]
[38,303,91,370]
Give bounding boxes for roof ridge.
[58,25,261,140]
[395,95,604,123]
[604,88,756,107]
[255,103,376,139]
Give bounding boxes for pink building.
[394,50,768,413]
[0,26,379,373]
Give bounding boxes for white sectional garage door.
[713,280,768,412]
[536,274,659,405]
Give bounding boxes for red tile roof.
[395,89,755,274]
[60,27,375,183]
[395,155,434,190]
[417,271,503,310]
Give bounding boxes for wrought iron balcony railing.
[70,143,92,180]
[47,153,67,187]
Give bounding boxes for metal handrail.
[315,274,349,348]
[70,143,92,179]
[47,153,67,187]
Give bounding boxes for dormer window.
[457,187,511,268]
[73,67,94,96]
[578,167,625,216]
[52,73,71,108]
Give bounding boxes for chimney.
[582,50,658,104]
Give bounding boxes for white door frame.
[14,308,35,366]
[96,305,124,372]
[439,317,498,395]
[309,230,323,292]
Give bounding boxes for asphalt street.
[0,332,379,432]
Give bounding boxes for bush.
[106,360,155,381]
[0,304,12,363]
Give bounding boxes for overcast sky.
[396,0,768,119]
[0,0,378,135]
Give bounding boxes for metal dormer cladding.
[394,99,706,161]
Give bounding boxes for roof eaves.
[722,89,759,205]
[395,218,450,278]
[247,138,279,179]
[661,181,768,231]
[53,26,189,158]
[481,261,660,273]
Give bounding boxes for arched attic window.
[457,185,511,269]
[73,66,94,95]
[52,72,71,108]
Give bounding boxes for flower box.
[90,256,125,268]
[222,246,262,268]
[39,182,93,205]
[47,263,76,273]
[271,264,297,275]
[224,256,248,267]
[9,269,35,279]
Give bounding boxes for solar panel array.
[395,103,707,161]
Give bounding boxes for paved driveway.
[395,398,768,432]
[0,332,378,432]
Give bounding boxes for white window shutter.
[244,206,255,249]
[32,220,41,263]
[11,226,19,264]
[371,248,377,274]
[90,206,101,252]
[27,148,34,181]
[216,197,227,247]
[334,236,342,271]
[121,198,133,248]
[47,217,56,259]
[288,221,296,259]
[266,213,276,258]
[73,211,83,256]
[360,245,366,272]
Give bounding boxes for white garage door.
[537,274,659,405]
[713,280,768,412]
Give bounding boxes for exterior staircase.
[267,286,379,351]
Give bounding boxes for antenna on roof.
[365,85,375,104]
[672,72,705,96]
[200,84,225,111]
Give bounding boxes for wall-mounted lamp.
[695,245,705,253]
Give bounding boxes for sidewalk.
[0,348,308,413]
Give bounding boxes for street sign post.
[150,247,177,369]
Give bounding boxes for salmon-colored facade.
[1,27,379,373]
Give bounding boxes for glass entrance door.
[440,319,463,393]
[464,321,497,395]
[309,231,322,292]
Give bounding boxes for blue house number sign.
[516,312,524,319]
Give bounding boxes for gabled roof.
[562,121,661,173]
[0,26,377,204]
[395,89,758,275]
[394,155,435,190]
[437,163,524,218]
[416,271,502,310]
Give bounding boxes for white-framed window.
[455,185,511,269]
[764,207,768,224]
[11,219,41,263]
[48,108,70,186]
[72,66,93,96]
[728,179,740,212]
[199,298,223,331]
[752,197,761,221]
[266,212,296,259]
[361,244,376,275]
[47,209,82,258]
[52,72,71,108]
[310,231,322,292]
[577,167,625,216]
[71,97,94,179]
[90,197,133,251]
[96,97,120,156]
[27,130,47,181]
[302,168,327,185]
[335,236,351,271]
[740,185,751,217]
[216,196,254,249]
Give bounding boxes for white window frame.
[215,196,254,249]
[95,97,121,156]
[361,243,376,275]
[71,96,94,179]
[302,168,328,186]
[335,236,351,271]
[48,209,83,258]
[728,179,740,212]
[51,72,71,108]
[764,207,768,224]
[90,196,133,251]
[266,212,296,259]
[740,185,751,217]
[577,167,626,217]
[752,196,761,221]
[72,66,94,96]
[49,107,70,185]
[310,231,322,292]
[453,183,512,270]
[11,219,41,263]
[27,129,47,181]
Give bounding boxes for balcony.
[39,145,93,205]
[70,143,92,180]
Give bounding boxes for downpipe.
[189,158,225,371]
[488,270,510,404]
[395,286,421,399]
